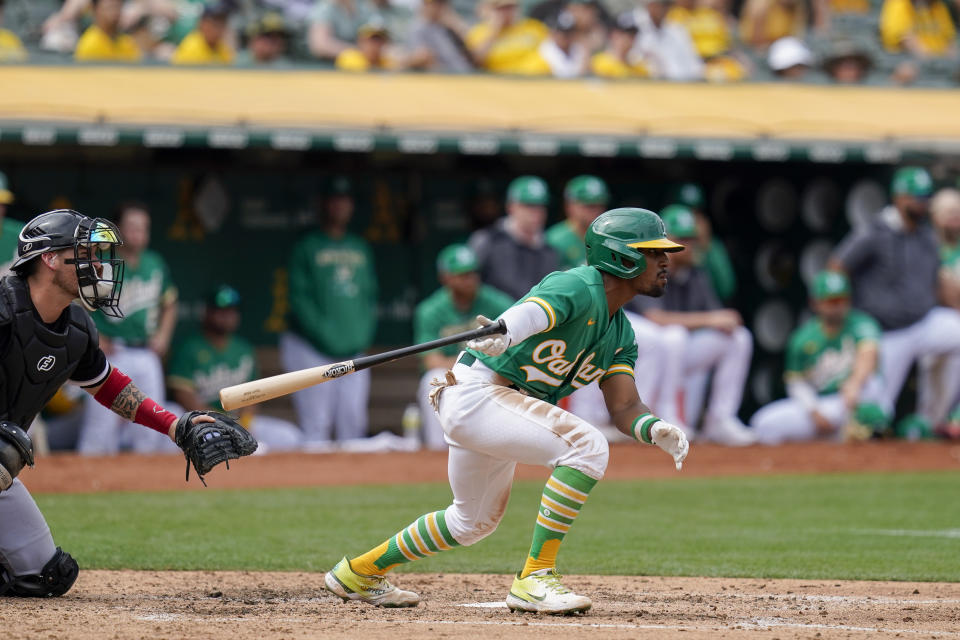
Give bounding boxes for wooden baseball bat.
[219,319,506,410]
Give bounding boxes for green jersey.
[785,310,881,394]
[545,221,585,271]
[414,284,514,360]
[471,266,638,405]
[702,239,736,302]
[0,218,24,276]
[95,249,176,345]
[287,231,377,358]
[168,332,258,410]
[941,241,960,281]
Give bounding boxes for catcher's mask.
[15,210,125,317]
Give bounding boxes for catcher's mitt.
[174,410,258,485]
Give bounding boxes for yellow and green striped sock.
[521,465,598,578]
[350,510,461,576]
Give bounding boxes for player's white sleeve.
[785,379,818,413]
[500,302,550,345]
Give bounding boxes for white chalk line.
[133,613,960,636]
[850,528,960,539]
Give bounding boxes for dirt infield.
[4,571,959,639]
[20,440,960,494]
[9,441,960,639]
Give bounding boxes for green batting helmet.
[891,167,933,198]
[507,176,550,205]
[564,175,609,205]
[585,207,684,278]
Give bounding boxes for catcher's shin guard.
[0,548,79,597]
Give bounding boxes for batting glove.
[466,315,511,357]
[651,421,689,471]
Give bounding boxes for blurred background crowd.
[0,0,959,84]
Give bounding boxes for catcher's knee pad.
[0,548,78,598]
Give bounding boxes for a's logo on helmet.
[37,355,56,372]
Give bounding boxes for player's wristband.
[134,398,178,435]
[630,413,661,444]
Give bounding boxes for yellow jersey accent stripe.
[546,476,588,503]
[537,514,570,533]
[603,364,634,379]
[426,513,452,551]
[408,524,434,556]
[541,495,579,519]
[395,534,418,562]
[524,296,557,331]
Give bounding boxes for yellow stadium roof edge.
[0,66,957,160]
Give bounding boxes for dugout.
[1,66,957,430]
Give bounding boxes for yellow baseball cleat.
[506,568,592,614]
[324,557,420,608]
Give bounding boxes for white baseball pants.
[750,377,884,444]
[434,359,608,546]
[77,345,176,455]
[877,307,960,424]
[279,332,370,444]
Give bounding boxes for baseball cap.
[358,18,389,38]
[564,175,610,205]
[436,243,478,275]
[551,10,577,32]
[811,270,850,300]
[666,182,704,210]
[767,36,813,72]
[0,171,13,205]
[660,204,698,239]
[891,166,933,198]
[612,11,639,32]
[202,0,234,18]
[507,176,550,205]
[247,12,289,38]
[328,175,353,196]
[208,284,242,309]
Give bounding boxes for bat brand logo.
[37,355,56,372]
[326,364,352,378]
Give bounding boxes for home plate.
[459,602,508,608]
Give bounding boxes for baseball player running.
[750,271,887,444]
[0,210,256,597]
[325,208,689,614]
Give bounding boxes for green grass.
[35,471,960,581]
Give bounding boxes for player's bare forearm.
[848,342,878,389]
[600,374,651,439]
[171,386,207,413]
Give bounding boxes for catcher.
[0,209,257,598]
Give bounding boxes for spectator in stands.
[167,284,302,452]
[628,205,755,445]
[767,35,813,78]
[880,0,957,57]
[828,166,960,431]
[74,0,142,62]
[525,9,590,77]
[812,0,873,32]
[406,0,476,72]
[546,175,610,270]
[666,0,748,81]
[335,18,397,70]
[666,182,737,302]
[590,11,649,77]
[309,0,411,61]
[237,11,291,66]
[0,170,23,276]
[413,244,514,450]
[171,1,235,65]
[0,0,27,62]
[77,202,178,455]
[751,271,887,444]
[632,0,704,80]
[281,176,378,448]
[466,0,548,74]
[820,37,874,82]
[467,175,560,300]
[739,0,807,51]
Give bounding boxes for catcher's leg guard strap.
[0,548,78,597]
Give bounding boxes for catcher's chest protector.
[0,276,96,429]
